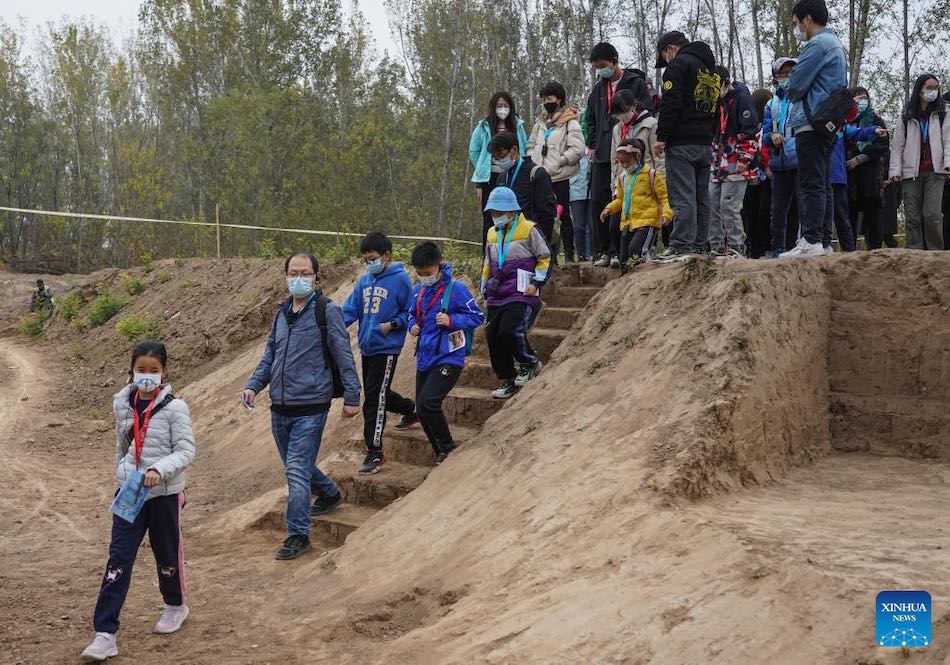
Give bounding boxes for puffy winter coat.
[469,117,529,183]
[527,107,585,182]
[611,112,665,190]
[889,109,950,180]
[113,384,196,498]
[604,166,674,232]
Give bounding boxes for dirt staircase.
[311,264,614,546]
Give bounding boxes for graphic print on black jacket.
[656,41,721,147]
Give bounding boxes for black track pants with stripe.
[362,354,415,452]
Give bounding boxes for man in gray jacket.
[244,253,361,560]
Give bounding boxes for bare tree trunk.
[751,0,764,88]
[705,0,723,64]
[902,0,910,104]
[436,3,465,237]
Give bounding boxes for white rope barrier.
[0,205,482,247]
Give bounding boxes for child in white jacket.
[82,340,196,663]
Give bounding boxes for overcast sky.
[0,0,400,55]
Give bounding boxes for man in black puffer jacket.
[586,42,654,266]
[654,31,721,256]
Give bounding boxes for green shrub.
[115,313,165,342]
[180,278,198,288]
[156,271,173,284]
[72,346,88,360]
[17,311,49,338]
[140,252,154,274]
[57,293,85,323]
[120,273,147,296]
[88,293,124,327]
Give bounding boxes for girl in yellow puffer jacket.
[599,138,674,270]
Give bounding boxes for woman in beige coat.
[527,81,585,263]
[889,73,950,249]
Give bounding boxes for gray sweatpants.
[666,144,712,253]
[708,179,748,252]
[902,172,945,250]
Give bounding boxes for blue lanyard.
[622,165,644,220]
[497,216,521,268]
[921,119,929,145]
[505,159,524,187]
[543,127,556,141]
[778,97,791,131]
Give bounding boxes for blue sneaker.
[769,248,783,258]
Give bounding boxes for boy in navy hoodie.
[408,242,485,465]
[342,232,416,474]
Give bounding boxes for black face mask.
[543,102,560,115]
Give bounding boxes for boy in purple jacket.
[481,186,552,400]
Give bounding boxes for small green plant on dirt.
[257,238,280,259]
[174,257,185,268]
[57,293,85,323]
[17,311,49,338]
[140,252,155,274]
[623,335,634,349]
[115,313,165,342]
[71,346,88,360]
[587,358,613,375]
[120,273,147,296]
[598,306,618,332]
[734,275,752,294]
[679,254,718,285]
[623,257,644,273]
[240,257,251,270]
[87,293,124,327]
[180,278,198,288]
[155,271,173,284]
[523,421,539,434]
[732,336,748,351]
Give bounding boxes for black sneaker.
[394,412,420,430]
[358,450,385,474]
[434,446,455,466]
[275,534,312,560]
[311,492,343,516]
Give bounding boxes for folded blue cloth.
[110,469,150,523]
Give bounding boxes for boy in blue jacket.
[824,124,887,252]
[408,242,485,465]
[342,232,416,474]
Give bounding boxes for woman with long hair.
[469,92,529,251]
[888,74,950,249]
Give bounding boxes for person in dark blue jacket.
[244,253,361,561]
[407,242,485,465]
[342,232,417,475]
[825,124,887,251]
[762,57,803,257]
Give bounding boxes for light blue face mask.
[597,66,615,79]
[366,259,384,275]
[493,214,514,228]
[856,99,869,113]
[496,157,514,171]
[287,276,314,298]
[776,79,789,90]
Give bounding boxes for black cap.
[655,31,687,68]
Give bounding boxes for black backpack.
[805,87,857,141]
[313,293,345,399]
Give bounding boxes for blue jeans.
[666,144,712,252]
[270,411,338,537]
[570,200,593,258]
[795,130,834,245]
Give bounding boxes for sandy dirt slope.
[3,253,949,665]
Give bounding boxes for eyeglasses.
[287,271,315,278]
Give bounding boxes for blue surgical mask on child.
[286,276,314,298]
[133,373,162,392]
[419,274,440,287]
[366,259,384,275]
[493,214,515,228]
[597,66,615,79]
[857,99,869,113]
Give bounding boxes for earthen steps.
[344,423,480,466]
[442,385,506,427]
[539,306,581,330]
[323,456,433,509]
[311,504,380,547]
[545,285,602,308]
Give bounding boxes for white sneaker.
[81,633,118,662]
[155,604,190,634]
[609,257,621,268]
[779,238,825,259]
[823,245,835,256]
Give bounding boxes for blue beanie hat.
[483,186,521,213]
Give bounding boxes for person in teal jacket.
[469,91,529,251]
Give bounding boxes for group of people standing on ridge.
[79,0,950,660]
[469,0,950,264]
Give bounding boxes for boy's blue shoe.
[770,248,783,258]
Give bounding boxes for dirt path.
[0,340,308,665]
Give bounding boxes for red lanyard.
[605,69,622,111]
[416,284,446,324]
[133,392,158,469]
[720,103,729,135]
[620,122,632,140]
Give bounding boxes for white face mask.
[133,373,162,392]
[922,89,939,103]
[793,24,807,42]
[419,273,440,287]
[496,106,510,120]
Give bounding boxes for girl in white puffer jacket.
[82,340,196,663]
